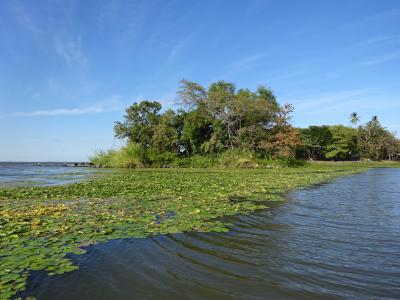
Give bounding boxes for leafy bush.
[277,157,307,167]
[147,151,178,167]
[91,144,309,169]
[90,149,116,167]
[90,143,144,168]
[187,155,217,168]
[218,149,259,168]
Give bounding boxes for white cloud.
[0,96,121,119]
[6,107,104,117]
[352,34,400,48]
[341,8,400,29]
[290,89,372,112]
[10,1,41,34]
[165,35,193,65]
[287,88,400,126]
[213,53,266,80]
[362,9,400,22]
[97,0,120,31]
[230,53,265,70]
[9,2,88,69]
[268,66,309,83]
[54,36,88,68]
[359,52,400,66]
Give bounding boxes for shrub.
[90,143,144,168]
[218,149,259,168]
[148,151,178,167]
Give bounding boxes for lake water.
[0,162,98,187]
[18,168,400,299]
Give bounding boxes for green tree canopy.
[114,100,162,149]
[108,81,399,165]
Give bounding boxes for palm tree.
[349,112,360,127]
[371,115,380,126]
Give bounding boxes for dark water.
[0,162,98,187]
[24,168,400,299]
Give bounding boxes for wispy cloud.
[267,65,309,83]
[9,1,88,69]
[358,52,400,66]
[54,36,87,68]
[341,8,400,29]
[231,53,265,71]
[165,34,194,65]
[289,88,400,120]
[5,107,106,117]
[362,8,400,23]
[351,34,400,48]
[214,53,266,80]
[389,125,400,138]
[291,88,372,112]
[97,0,120,31]
[166,39,187,64]
[149,31,199,80]
[10,1,41,34]
[0,96,121,119]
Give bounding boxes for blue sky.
[1,0,399,161]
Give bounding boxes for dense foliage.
[298,116,400,161]
[92,81,399,167]
[0,164,378,299]
[92,80,300,167]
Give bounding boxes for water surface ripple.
[0,162,98,186]
[24,168,400,299]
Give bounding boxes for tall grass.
[90,144,308,168]
[90,143,143,168]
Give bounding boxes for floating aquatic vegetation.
[0,166,365,299]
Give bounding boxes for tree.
[264,128,300,159]
[349,112,360,127]
[207,80,237,149]
[236,87,280,151]
[177,80,283,154]
[358,116,386,160]
[110,80,308,163]
[177,79,207,109]
[260,104,300,159]
[153,109,181,154]
[381,131,400,160]
[325,125,358,160]
[298,126,332,160]
[103,81,400,166]
[181,103,213,155]
[114,101,162,150]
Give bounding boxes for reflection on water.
[0,162,100,187]
[23,168,400,299]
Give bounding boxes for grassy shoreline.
[1,162,399,299]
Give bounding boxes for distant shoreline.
[1,160,399,168]
[0,161,95,167]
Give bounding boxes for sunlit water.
[0,162,99,186]
[21,168,400,299]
